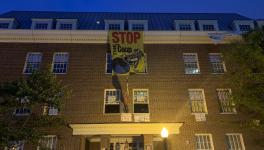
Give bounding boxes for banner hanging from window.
[109,31,145,75]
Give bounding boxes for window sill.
[220,112,237,115]
[52,72,67,75]
[211,72,225,75]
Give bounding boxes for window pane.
[179,24,192,31]
[35,23,48,29]
[203,25,215,31]
[0,23,10,29]
[183,54,200,74]
[60,23,73,30]
[109,24,121,30]
[209,54,225,73]
[134,104,149,113]
[239,25,251,32]
[106,53,113,74]
[104,89,121,113]
[52,53,69,73]
[226,134,245,150]
[24,53,42,74]
[132,24,145,31]
[196,134,213,150]
[39,136,57,150]
[217,89,236,113]
[189,90,206,113]
[133,89,149,113]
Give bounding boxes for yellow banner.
[109,31,145,75]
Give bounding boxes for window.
[203,25,215,31]
[133,89,149,113]
[108,24,121,30]
[37,135,57,150]
[52,52,69,74]
[188,89,207,113]
[4,141,24,150]
[128,20,148,31]
[233,20,254,33]
[60,23,73,30]
[209,53,226,73]
[183,53,200,74]
[257,21,264,29]
[56,19,77,30]
[105,53,113,74]
[132,24,145,31]
[104,89,121,113]
[195,134,214,150]
[14,97,31,116]
[43,105,59,116]
[31,19,53,30]
[105,20,124,30]
[239,25,251,32]
[225,134,245,150]
[174,20,195,31]
[105,53,148,74]
[217,89,236,114]
[23,52,42,74]
[179,24,192,31]
[0,23,10,29]
[0,18,15,29]
[198,20,219,31]
[35,23,48,29]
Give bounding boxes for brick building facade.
[0,11,264,150]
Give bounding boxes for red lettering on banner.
[126,32,133,44]
[111,32,141,44]
[112,32,119,43]
[134,32,140,43]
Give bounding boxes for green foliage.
[0,69,70,148]
[223,27,264,129]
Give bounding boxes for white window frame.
[225,133,245,150]
[31,19,53,30]
[133,89,150,114]
[105,20,124,30]
[105,53,112,74]
[256,20,264,29]
[217,89,237,114]
[23,52,42,74]
[56,19,77,30]
[188,89,208,114]
[14,97,31,116]
[51,52,69,74]
[183,53,200,74]
[37,135,57,150]
[195,134,214,150]
[43,105,59,116]
[4,141,24,150]
[104,89,121,114]
[209,53,226,74]
[174,20,195,31]
[198,20,219,31]
[233,20,254,33]
[0,18,16,29]
[128,20,148,31]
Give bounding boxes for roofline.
[1,10,247,16]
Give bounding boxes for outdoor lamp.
[161,127,168,150]
[161,127,168,138]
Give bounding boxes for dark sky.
[0,0,263,19]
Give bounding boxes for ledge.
[0,30,241,44]
[69,123,183,135]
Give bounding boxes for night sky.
[0,0,263,19]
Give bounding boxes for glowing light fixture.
[161,127,169,138]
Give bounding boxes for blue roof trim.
[0,11,253,31]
